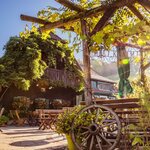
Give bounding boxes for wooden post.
[140,49,145,84]
[81,19,92,105]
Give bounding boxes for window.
[91,81,97,88]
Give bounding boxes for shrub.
[56,105,84,134]
[0,115,9,126]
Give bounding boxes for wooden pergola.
[20,0,150,105]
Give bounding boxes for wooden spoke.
[100,112,111,124]
[81,130,89,136]
[99,133,112,146]
[87,109,94,123]
[81,126,89,130]
[96,135,103,150]
[102,130,117,136]
[89,135,94,150]
[95,108,100,123]
[81,134,91,147]
[102,120,117,128]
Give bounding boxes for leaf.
[137,39,146,46]
[132,137,143,146]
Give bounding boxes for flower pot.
[65,134,76,150]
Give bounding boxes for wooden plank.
[93,98,140,104]
[103,103,140,109]
[55,0,85,12]
[40,0,136,32]
[128,5,149,25]
[90,8,116,36]
[115,110,147,114]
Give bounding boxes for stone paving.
[0,126,67,150]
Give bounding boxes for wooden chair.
[37,109,64,130]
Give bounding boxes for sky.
[0,0,82,58]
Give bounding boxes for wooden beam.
[49,32,67,44]
[81,19,92,105]
[20,14,48,24]
[90,8,116,36]
[143,62,150,70]
[138,0,150,10]
[20,14,67,43]
[40,6,106,32]
[20,14,75,32]
[40,0,136,32]
[55,0,85,12]
[128,5,149,24]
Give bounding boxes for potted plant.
[34,98,47,109]
[0,115,9,126]
[52,99,63,109]
[56,105,104,150]
[56,105,83,150]
[12,96,31,125]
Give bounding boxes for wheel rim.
[71,104,121,150]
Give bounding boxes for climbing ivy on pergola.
[21,0,150,104]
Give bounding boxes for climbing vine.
[37,0,150,51]
[0,27,84,91]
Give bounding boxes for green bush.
[56,105,104,135]
[0,115,9,126]
[56,105,84,134]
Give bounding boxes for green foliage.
[37,0,149,51]
[0,115,9,125]
[0,29,84,91]
[56,105,104,137]
[34,98,47,109]
[12,96,32,118]
[128,77,150,148]
[56,105,84,134]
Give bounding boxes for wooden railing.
[44,68,80,87]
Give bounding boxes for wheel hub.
[89,123,99,134]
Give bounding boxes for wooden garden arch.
[20,0,150,105]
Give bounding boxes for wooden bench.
[92,98,149,148]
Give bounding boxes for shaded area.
[10,140,49,147]
[36,145,67,150]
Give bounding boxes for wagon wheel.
[71,104,121,150]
